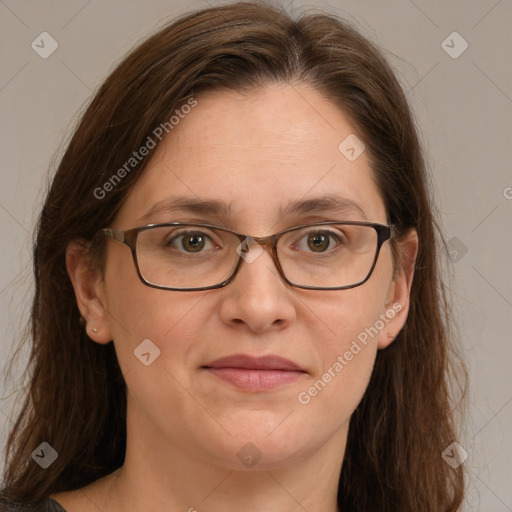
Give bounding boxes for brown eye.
[161,230,213,253]
[180,232,207,252]
[306,232,334,252]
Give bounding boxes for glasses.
[101,221,394,291]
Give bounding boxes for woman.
[1,2,466,510]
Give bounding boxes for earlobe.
[66,240,113,344]
[377,228,418,349]
[377,300,406,349]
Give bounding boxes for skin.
[57,83,418,511]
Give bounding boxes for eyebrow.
[139,194,369,222]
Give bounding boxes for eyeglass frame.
[100,220,394,292]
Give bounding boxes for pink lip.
[203,354,306,391]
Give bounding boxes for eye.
[166,230,216,253]
[294,230,343,253]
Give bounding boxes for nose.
[218,241,297,334]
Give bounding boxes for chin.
[195,418,316,470]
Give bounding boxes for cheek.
[106,290,210,366]
[297,254,393,416]
[292,303,381,442]
[102,249,211,374]
[305,269,390,359]
[104,285,214,441]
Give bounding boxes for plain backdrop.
[1,1,511,510]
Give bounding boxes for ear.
[377,227,418,349]
[66,240,113,344]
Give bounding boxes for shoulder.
[0,469,119,512]
[0,496,66,511]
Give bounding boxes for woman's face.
[76,83,414,471]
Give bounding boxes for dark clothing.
[0,497,66,511]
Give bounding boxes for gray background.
[0,0,511,510]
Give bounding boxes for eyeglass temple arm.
[103,228,125,244]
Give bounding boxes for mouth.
[202,354,307,392]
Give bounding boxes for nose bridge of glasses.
[230,232,288,289]
[234,233,278,263]
[247,233,278,249]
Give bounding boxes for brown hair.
[1,2,466,510]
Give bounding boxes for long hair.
[1,2,466,510]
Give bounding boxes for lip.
[202,354,307,392]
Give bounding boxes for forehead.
[114,83,388,231]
